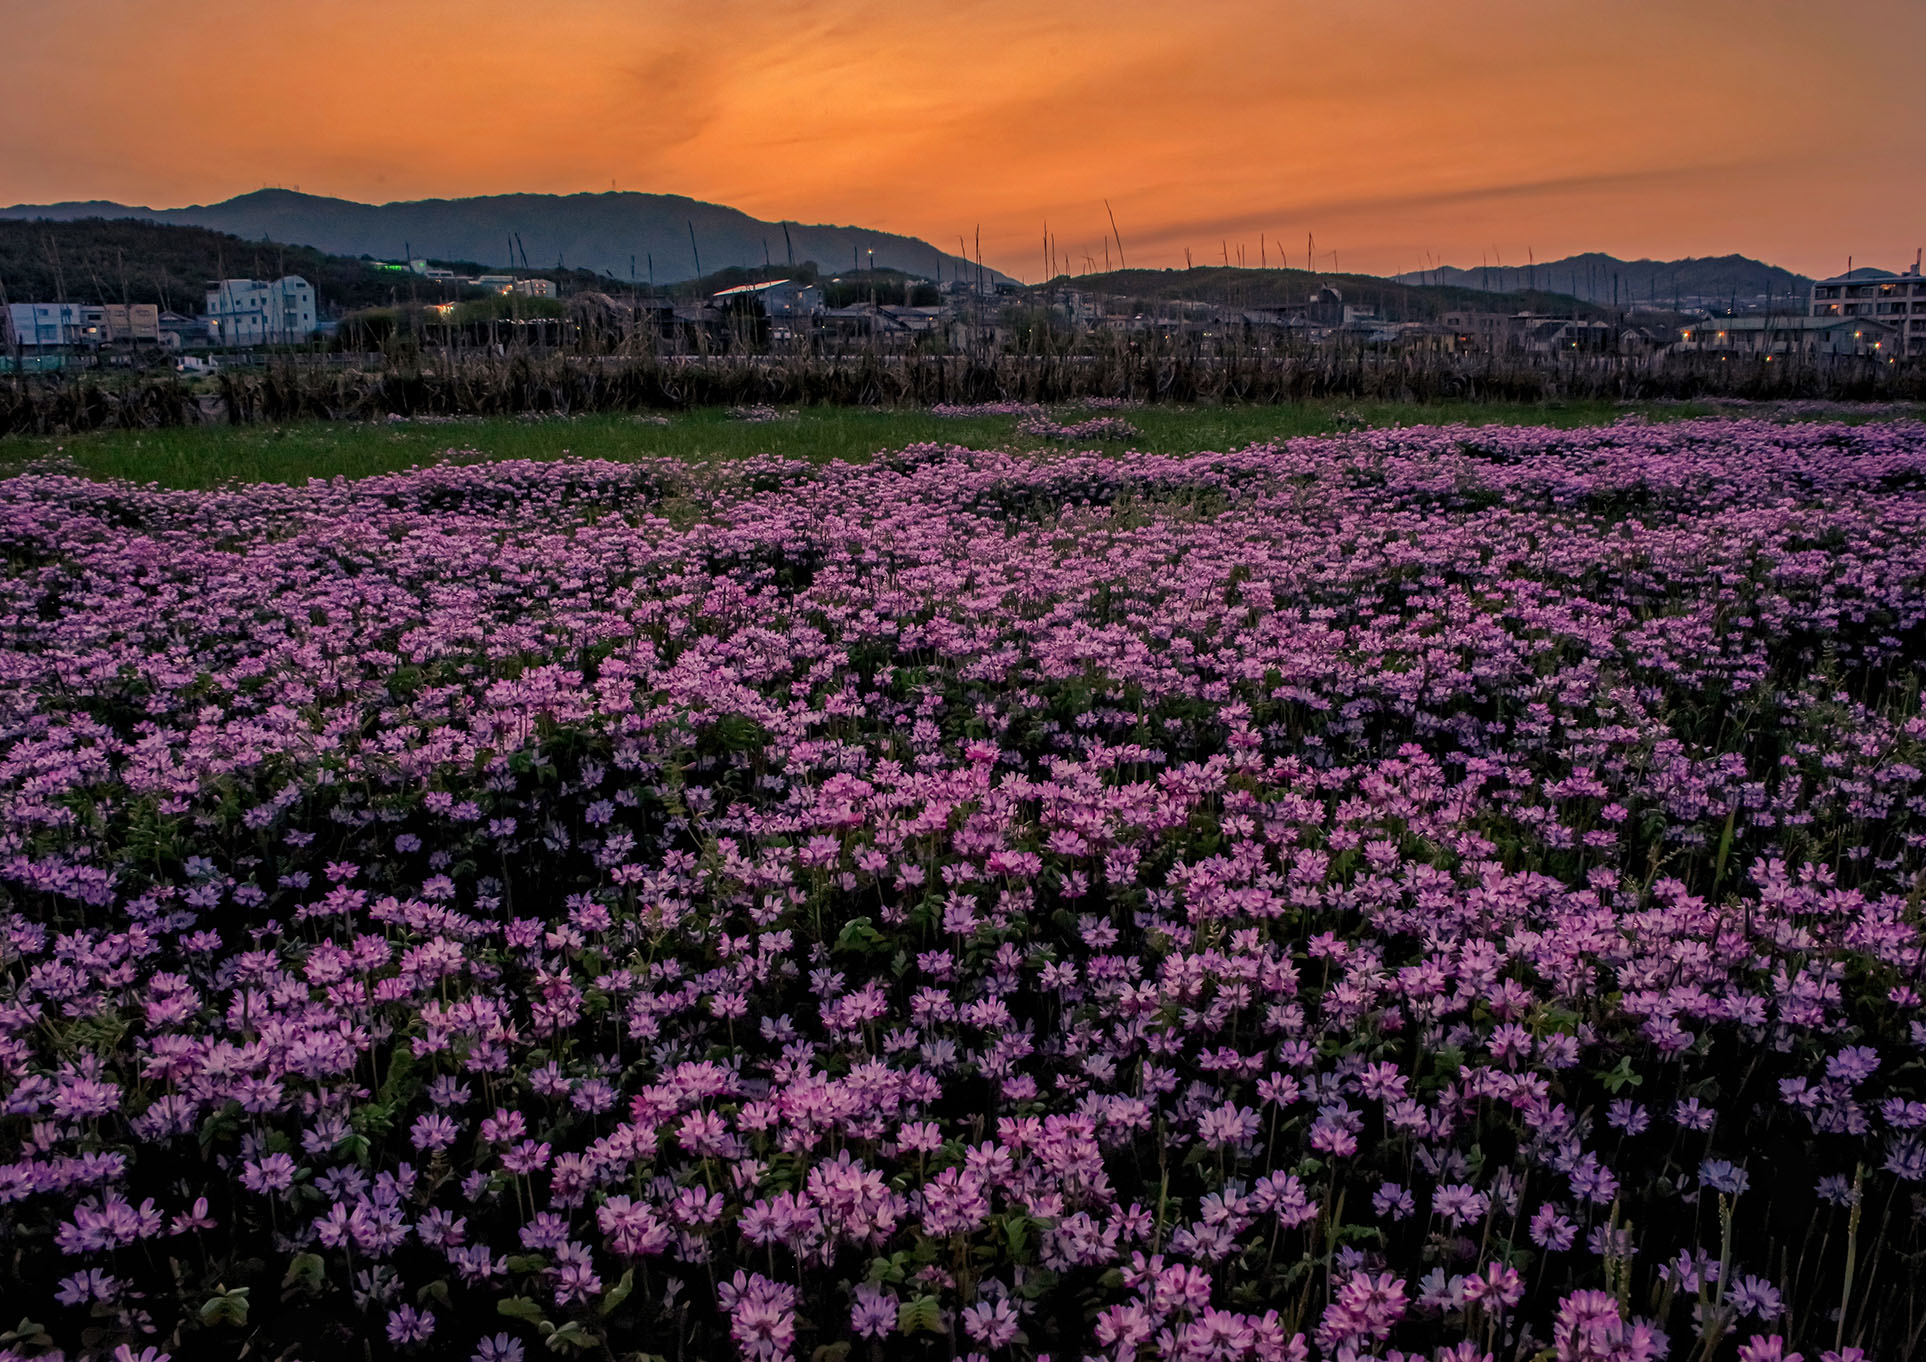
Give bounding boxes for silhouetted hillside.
[1392,252,1810,307]
[0,218,630,312]
[1047,266,1608,322]
[1,189,1010,288]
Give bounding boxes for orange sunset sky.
[2,0,1921,280]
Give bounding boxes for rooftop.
[1812,265,1918,287]
[1685,315,1898,333]
[713,279,803,297]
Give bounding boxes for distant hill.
[0,217,612,312]
[1047,266,1610,322]
[0,188,1009,288]
[1391,253,1811,307]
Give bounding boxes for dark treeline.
[3,345,1922,436]
[0,218,600,314]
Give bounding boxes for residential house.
[94,304,161,344]
[1617,325,1667,356]
[1521,319,1614,354]
[820,303,899,340]
[1305,286,1346,326]
[1391,323,1458,354]
[1239,309,1315,343]
[159,311,211,350]
[205,277,318,346]
[1677,315,1899,358]
[712,279,822,319]
[1440,311,1514,354]
[3,302,162,348]
[878,305,946,335]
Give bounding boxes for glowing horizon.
[2,0,1921,282]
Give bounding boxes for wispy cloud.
[1135,161,1770,251]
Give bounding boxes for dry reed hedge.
[2,345,1920,435]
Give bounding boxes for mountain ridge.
[0,188,1014,287]
[1392,251,1813,306]
[1048,265,1612,322]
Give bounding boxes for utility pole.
[0,269,22,380]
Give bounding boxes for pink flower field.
[3,417,1925,1362]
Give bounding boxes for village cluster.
[7,255,1924,366]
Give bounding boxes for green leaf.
[1002,1213,1033,1261]
[1017,1267,1062,1300]
[599,1267,635,1317]
[834,916,886,955]
[199,1287,250,1328]
[281,1252,326,1295]
[1596,1056,1643,1093]
[545,1320,599,1354]
[0,1320,53,1349]
[866,1253,908,1285]
[498,1296,547,1324]
[898,1295,944,1335]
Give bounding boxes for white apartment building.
[205,276,318,347]
[1809,264,1926,357]
[4,302,91,348]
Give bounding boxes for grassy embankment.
[0,398,1915,490]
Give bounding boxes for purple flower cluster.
[1018,414,1143,443]
[1,417,1925,1362]
[929,402,1050,418]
